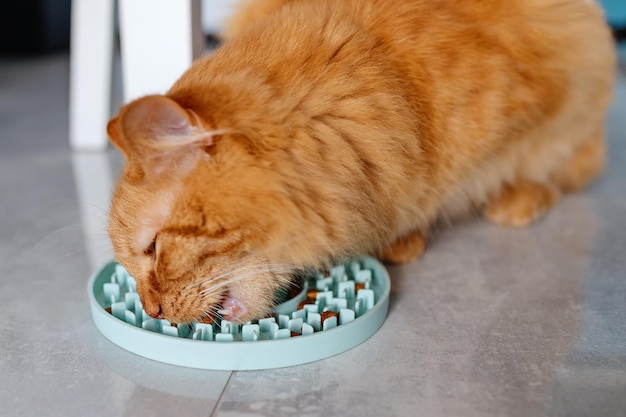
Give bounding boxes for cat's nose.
[145,303,164,319]
[142,293,164,319]
[144,302,164,319]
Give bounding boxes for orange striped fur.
[107,0,615,323]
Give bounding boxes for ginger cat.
[107,0,616,324]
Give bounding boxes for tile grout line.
[209,371,236,417]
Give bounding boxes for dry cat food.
[101,260,377,342]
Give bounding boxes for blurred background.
[0,0,624,55]
[0,0,238,55]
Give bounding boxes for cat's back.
[174,0,615,181]
[364,0,616,132]
[209,0,614,120]
[361,0,614,76]
[189,0,614,153]
[226,0,613,66]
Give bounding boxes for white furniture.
[69,0,204,151]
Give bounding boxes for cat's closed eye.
[143,239,156,256]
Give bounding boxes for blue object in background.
[601,0,626,28]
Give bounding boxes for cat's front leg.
[483,182,559,228]
[378,230,427,264]
[484,128,606,228]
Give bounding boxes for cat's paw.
[484,182,559,227]
[378,230,427,264]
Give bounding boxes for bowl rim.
[87,256,390,370]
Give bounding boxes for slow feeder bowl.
[88,256,390,370]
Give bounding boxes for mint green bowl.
[88,256,390,370]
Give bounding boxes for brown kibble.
[297,299,315,310]
[355,282,366,292]
[320,310,339,324]
[105,306,112,314]
[198,316,215,324]
[290,331,301,337]
[306,288,320,299]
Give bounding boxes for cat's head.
[106,95,297,324]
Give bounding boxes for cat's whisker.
[28,223,84,250]
[195,304,217,317]
[183,260,296,295]
[182,259,274,290]
[183,264,264,292]
[197,272,266,297]
[193,302,224,323]
[195,264,295,296]
[186,263,297,310]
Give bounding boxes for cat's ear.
[107,95,214,176]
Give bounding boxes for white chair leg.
[69,0,115,151]
[118,0,203,103]
[71,152,114,269]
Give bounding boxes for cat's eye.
[143,239,156,256]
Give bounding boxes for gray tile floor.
[1,43,625,417]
